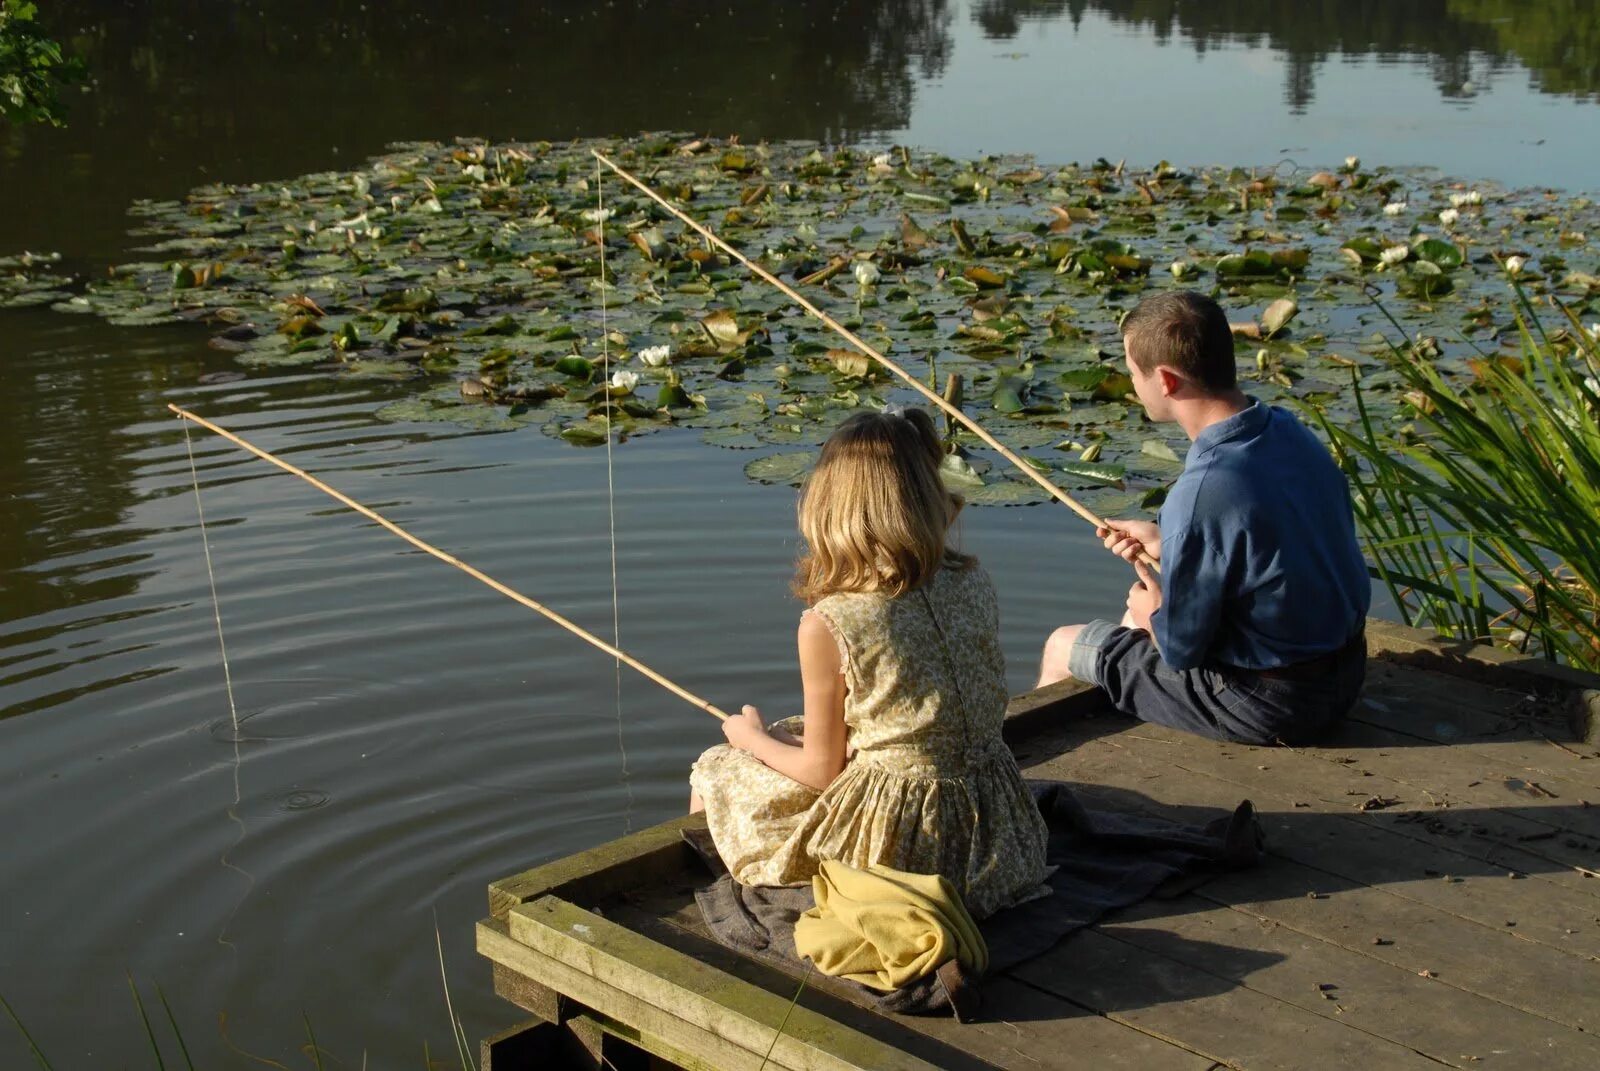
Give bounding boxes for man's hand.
[721,704,770,752]
[1097,519,1161,564]
[1126,560,1163,633]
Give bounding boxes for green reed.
[1304,287,1600,671]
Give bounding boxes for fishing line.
[168,404,732,720]
[596,156,636,831]
[590,150,1160,573]
[177,412,254,953]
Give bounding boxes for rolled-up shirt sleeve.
[1150,526,1228,671]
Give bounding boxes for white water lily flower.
[1438,208,1461,226]
[871,152,894,167]
[636,344,671,368]
[462,163,487,182]
[581,207,615,224]
[1505,255,1527,276]
[609,370,639,392]
[1383,201,1407,216]
[1584,376,1600,395]
[853,261,881,286]
[1344,155,1361,171]
[1379,245,1409,268]
[1587,324,1600,343]
[1170,260,1192,278]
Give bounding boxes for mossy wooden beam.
[504,897,943,1071]
[488,814,703,918]
[481,916,831,1071]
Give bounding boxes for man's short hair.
[1120,291,1237,392]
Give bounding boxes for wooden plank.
[480,1017,592,1071]
[506,898,943,1071]
[1047,736,1600,960]
[1359,661,1600,781]
[480,918,805,1071]
[1194,860,1600,1031]
[618,897,1218,1071]
[1307,718,1600,856]
[1101,894,1600,1066]
[491,961,567,1024]
[1063,724,1600,904]
[574,1009,726,1071]
[1012,927,1444,1070]
[489,815,703,918]
[1002,677,1107,747]
[1366,620,1600,746]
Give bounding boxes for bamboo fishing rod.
[592,150,1161,574]
[168,404,731,721]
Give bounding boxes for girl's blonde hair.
[793,408,972,604]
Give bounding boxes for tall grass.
[1305,288,1600,671]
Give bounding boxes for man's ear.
[1157,366,1184,397]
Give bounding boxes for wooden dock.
[477,620,1600,1070]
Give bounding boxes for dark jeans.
[1069,621,1367,746]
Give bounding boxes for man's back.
[1155,401,1370,671]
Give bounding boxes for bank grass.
[1305,287,1600,671]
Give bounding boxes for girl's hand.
[722,704,769,752]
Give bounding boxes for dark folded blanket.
[687,780,1262,1019]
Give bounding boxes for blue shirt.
[1151,400,1370,671]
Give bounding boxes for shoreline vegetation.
[0,0,83,127]
[1307,290,1600,673]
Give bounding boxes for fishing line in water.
[178,412,254,953]
[181,416,241,735]
[595,157,635,831]
[168,404,732,721]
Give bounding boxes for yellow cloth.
[793,859,988,991]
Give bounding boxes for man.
[1038,290,1369,745]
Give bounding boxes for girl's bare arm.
[731,614,848,790]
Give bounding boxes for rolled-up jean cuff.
[1068,618,1120,687]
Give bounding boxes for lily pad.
[701,426,765,449]
[5,133,1587,501]
[963,479,1054,507]
[744,451,818,486]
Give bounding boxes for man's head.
[1119,291,1237,421]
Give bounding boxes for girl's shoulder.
[940,556,995,594]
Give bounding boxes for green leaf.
[554,356,594,380]
[744,451,818,485]
[1410,238,1464,271]
[1057,459,1127,488]
[1140,439,1183,464]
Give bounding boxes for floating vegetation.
[6,135,1598,509]
[0,251,77,308]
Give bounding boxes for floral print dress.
[689,564,1051,920]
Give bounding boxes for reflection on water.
[976,1,1599,105]
[4,0,1600,1065]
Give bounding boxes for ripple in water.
[206,710,287,744]
[234,787,332,817]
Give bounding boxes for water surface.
[3,1,1598,1062]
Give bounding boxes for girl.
[689,407,1051,920]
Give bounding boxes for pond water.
[3,2,1599,1064]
